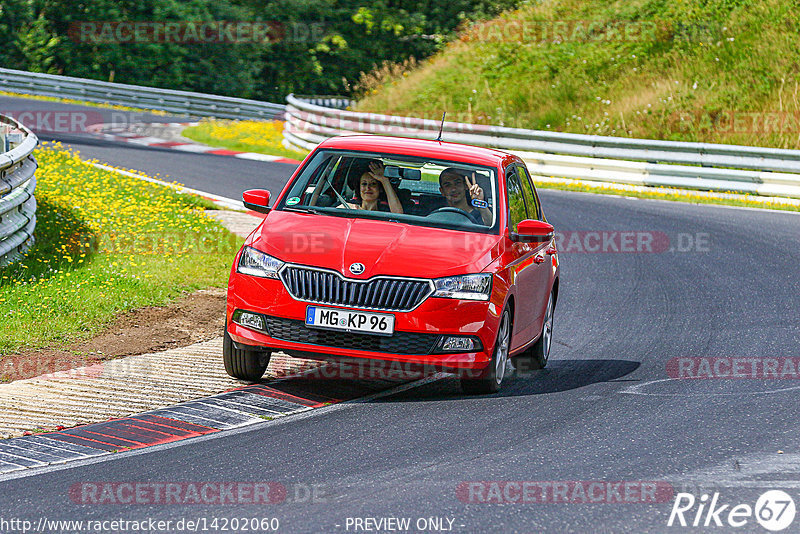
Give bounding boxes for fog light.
[439,336,482,353]
[234,311,265,332]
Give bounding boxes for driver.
[438,168,492,225]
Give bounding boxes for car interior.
[301,155,495,226]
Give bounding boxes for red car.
[224,135,559,393]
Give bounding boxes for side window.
[506,170,527,233]
[517,165,541,220]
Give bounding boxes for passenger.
[438,168,492,225]
[346,161,404,214]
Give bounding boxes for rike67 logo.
[668,490,796,531]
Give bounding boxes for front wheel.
[460,308,511,395]
[516,290,554,371]
[223,325,271,381]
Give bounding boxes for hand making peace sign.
[466,173,484,201]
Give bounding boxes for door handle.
[533,254,545,264]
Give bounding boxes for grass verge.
[355,0,800,150]
[182,119,308,160]
[0,143,242,354]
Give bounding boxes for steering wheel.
[427,206,474,221]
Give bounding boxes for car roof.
[316,135,517,168]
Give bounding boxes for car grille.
[280,266,433,312]
[265,317,440,355]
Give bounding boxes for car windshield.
[278,149,500,234]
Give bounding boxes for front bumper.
[226,274,501,371]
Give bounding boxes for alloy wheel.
[494,311,510,385]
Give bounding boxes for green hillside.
[355,0,800,149]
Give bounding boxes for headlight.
[236,246,284,279]
[433,273,492,301]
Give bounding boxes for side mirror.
[243,189,271,214]
[511,219,554,243]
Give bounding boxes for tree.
[0,0,521,100]
[246,0,521,100]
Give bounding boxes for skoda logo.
[349,263,366,275]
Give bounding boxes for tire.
[515,290,554,372]
[460,308,511,395]
[223,325,271,381]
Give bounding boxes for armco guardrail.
[0,68,285,121]
[0,114,37,267]
[284,94,800,199]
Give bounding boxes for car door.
[504,165,538,351]
[516,164,554,340]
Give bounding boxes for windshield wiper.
[283,206,321,214]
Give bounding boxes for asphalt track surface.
[2,96,800,533]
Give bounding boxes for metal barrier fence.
[283,94,800,199]
[0,67,285,121]
[0,114,37,267]
[3,66,800,199]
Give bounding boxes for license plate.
[305,306,394,336]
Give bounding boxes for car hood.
[247,210,503,279]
